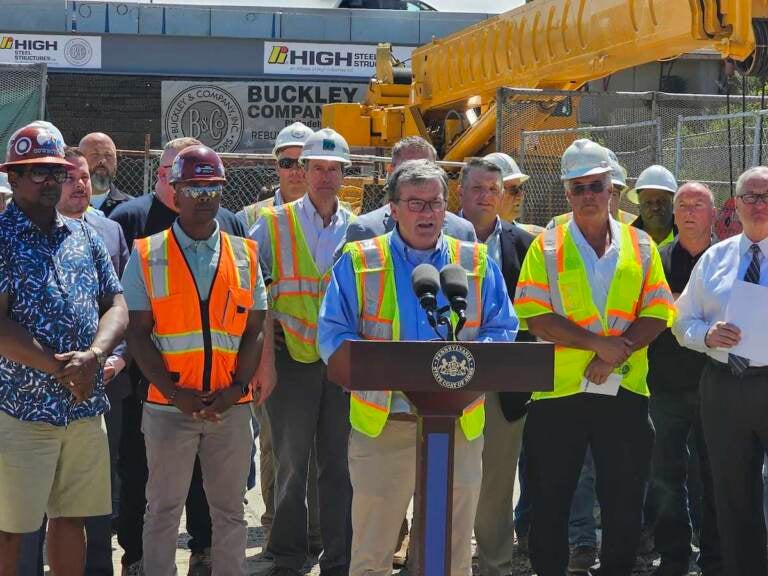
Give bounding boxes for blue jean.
[569,448,598,548]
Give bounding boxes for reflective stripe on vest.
[345,233,486,440]
[262,201,338,363]
[137,229,258,405]
[538,222,653,398]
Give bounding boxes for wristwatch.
[233,380,250,397]
[89,346,106,367]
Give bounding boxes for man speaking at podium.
[318,159,519,576]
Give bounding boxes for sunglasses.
[570,181,607,196]
[179,184,223,200]
[277,157,301,170]
[22,165,69,184]
[505,185,525,196]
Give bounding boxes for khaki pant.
[349,420,483,576]
[142,405,252,576]
[473,393,526,576]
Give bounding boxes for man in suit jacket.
[458,157,534,576]
[343,136,477,246]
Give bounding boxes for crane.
[323,0,768,161]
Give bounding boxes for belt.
[388,413,417,422]
[708,358,768,378]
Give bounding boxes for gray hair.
[164,137,201,152]
[735,166,768,197]
[391,136,437,166]
[388,159,448,201]
[460,157,502,187]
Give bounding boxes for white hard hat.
[626,165,678,204]
[273,122,314,157]
[0,172,11,197]
[484,152,530,184]
[604,148,627,190]
[561,139,612,181]
[299,128,351,166]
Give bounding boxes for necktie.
[728,244,761,375]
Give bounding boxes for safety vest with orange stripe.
[261,200,355,363]
[135,228,259,405]
[514,222,674,400]
[549,210,637,229]
[344,233,487,440]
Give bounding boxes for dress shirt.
[250,194,353,279]
[673,233,768,365]
[567,217,621,316]
[458,212,503,268]
[319,228,518,413]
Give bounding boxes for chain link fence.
[497,88,768,225]
[0,63,47,157]
[113,149,464,215]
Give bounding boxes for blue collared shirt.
[318,228,519,365]
[458,212,503,268]
[673,233,768,365]
[567,216,622,316]
[0,203,123,425]
[250,194,354,279]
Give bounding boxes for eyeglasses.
[179,184,223,200]
[737,193,768,205]
[505,185,524,196]
[277,158,301,170]
[23,165,69,184]
[396,198,447,213]
[569,181,606,196]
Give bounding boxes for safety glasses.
[179,184,223,200]
[23,165,69,184]
[277,157,301,170]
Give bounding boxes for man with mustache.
[514,138,673,576]
[80,132,132,217]
[627,165,678,248]
[0,122,128,575]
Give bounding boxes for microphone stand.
[434,305,454,341]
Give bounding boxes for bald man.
[79,132,132,217]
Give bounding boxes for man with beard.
[0,122,128,575]
[627,165,678,248]
[80,132,132,217]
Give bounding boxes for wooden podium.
[328,340,554,576]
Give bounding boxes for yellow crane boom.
[323,0,768,161]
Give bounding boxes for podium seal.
[431,344,476,389]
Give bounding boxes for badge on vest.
[431,345,476,389]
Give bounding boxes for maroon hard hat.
[169,145,226,184]
[1,123,72,172]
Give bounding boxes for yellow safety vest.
[261,200,355,363]
[551,210,636,228]
[514,222,674,400]
[344,233,488,440]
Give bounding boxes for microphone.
[411,264,444,340]
[440,264,469,340]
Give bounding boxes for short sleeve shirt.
[0,204,123,425]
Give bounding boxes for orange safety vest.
[136,228,259,405]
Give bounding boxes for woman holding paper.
[673,165,768,576]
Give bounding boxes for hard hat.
[484,152,530,184]
[273,122,314,157]
[299,128,351,166]
[169,144,226,184]
[604,148,627,190]
[0,172,11,197]
[626,165,678,204]
[560,139,612,181]
[1,123,71,172]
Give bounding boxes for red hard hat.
[169,145,226,184]
[1,124,72,172]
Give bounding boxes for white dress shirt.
[568,217,621,316]
[672,233,768,365]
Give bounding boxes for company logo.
[431,345,476,390]
[322,138,336,151]
[194,163,215,176]
[13,137,32,156]
[0,37,13,50]
[64,38,93,67]
[165,85,244,153]
[268,45,289,65]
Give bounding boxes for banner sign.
[264,41,413,78]
[162,80,366,152]
[0,34,101,69]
